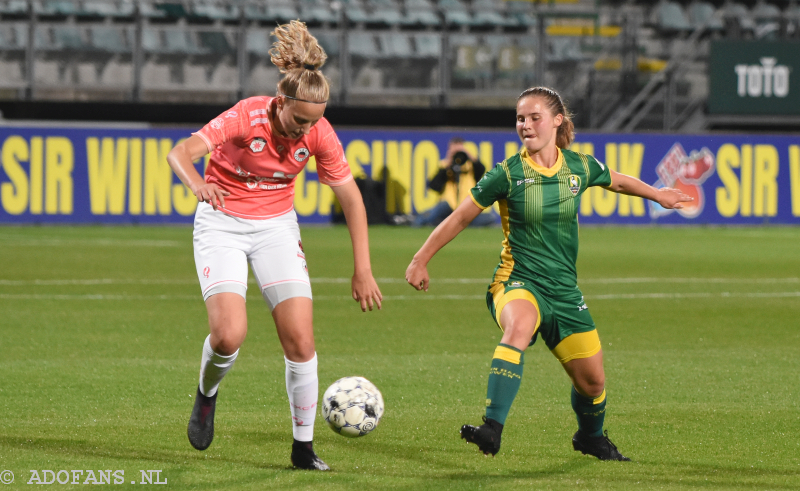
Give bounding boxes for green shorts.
[486,279,601,363]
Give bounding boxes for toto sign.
[708,40,800,115]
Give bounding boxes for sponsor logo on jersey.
[509,281,524,287]
[225,111,237,118]
[272,171,297,179]
[246,176,290,190]
[277,145,284,153]
[516,178,536,186]
[298,240,304,252]
[302,260,308,275]
[294,147,310,162]
[210,118,224,130]
[203,266,210,278]
[250,138,267,153]
[568,174,581,196]
[577,296,588,311]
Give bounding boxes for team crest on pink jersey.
[210,118,224,129]
[294,147,310,162]
[250,138,266,152]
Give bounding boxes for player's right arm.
[405,197,483,292]
[167,135,230,210]
[406,162,508,291]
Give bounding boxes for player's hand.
[352,271,382,312]
[192,182,230,210]
[656,187,693,210]
[405,257,429,292]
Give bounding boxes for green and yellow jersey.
[470,147,611,296]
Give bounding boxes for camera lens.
[451,151,468,167]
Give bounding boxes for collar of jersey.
[520,147,563,177]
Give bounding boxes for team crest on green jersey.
[568,175,581,196]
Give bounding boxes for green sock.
[571,385,606,438]
[484,344,524,425]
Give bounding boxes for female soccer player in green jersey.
[405,87,693,461]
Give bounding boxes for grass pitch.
[0,224,798,490]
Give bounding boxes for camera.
[450,151,469,175]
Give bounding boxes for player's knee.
[210,334,243,356]
[575,377,605,398]
[502,316,537,341]
[283,340,315,362]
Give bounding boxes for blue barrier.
[1,126,798,224]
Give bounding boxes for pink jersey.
[193,96,352,219]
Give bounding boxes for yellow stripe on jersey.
[551,330,601,364]
[491,285,542,333]
[492,199,514,284]
[577,152,590,187]
[469,192,490,210]
[593,389,607,405]
[493,345,522,365]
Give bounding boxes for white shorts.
[193,202,312,310]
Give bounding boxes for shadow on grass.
[0,434,289,471]
[427,459,800,489]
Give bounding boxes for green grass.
[0,224,799,490]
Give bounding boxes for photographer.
[413,137,496,227]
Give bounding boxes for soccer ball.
[321,376,384,437]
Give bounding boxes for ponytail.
[269,20,329,103]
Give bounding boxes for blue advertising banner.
[1,125,799,224]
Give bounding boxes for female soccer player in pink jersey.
[166,21,382,471]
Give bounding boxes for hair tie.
[303,64,316,71]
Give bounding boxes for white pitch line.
[0,279,199,286]
[0,293,199,301]
[1,277,798,287]
[0,238,183,247]
[2,292,799,302]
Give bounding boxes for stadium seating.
[438,0,474,28]
[0,0,794,126]
[686,1,724,30]
[650,0,692,32]
[402,0,441,27]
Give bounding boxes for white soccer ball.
[321,376,384,437]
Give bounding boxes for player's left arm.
[331,179,383,312]
[606,169,693,210]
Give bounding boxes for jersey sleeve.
[586,154,612,188]
[313,119,353,186]
[192,101,248,152]
[470,163,509,209]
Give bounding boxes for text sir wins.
[26,469,167,485]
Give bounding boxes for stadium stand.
[0,0,798,129]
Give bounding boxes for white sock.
[198,335,238,397]
[285,353,318,442]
